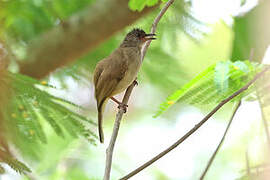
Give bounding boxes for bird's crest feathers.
[126,28,146,39]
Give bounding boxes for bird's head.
[121,28,156,48]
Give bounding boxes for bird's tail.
[97,98,107,143]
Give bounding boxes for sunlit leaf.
[0,70,97,161]
[154,61,261,117]
[214,61,230,93]
[0,149,31,174]
[154,64,215,117]
[128,0,160,11]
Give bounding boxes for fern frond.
[0,150,31,174]
[19,96,47,143]
[154,60,262,117]
[0,70,97,160]
[154,64,215,117]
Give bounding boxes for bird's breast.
[112,49,141,95]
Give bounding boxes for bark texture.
[19,0,157,79]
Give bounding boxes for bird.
[93,28,156,143]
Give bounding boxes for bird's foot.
[118,103,128,113]
[110,97,121,105]
[110,97,128,113]
[133,78,138,86]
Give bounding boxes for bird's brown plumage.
[93,28,156,143]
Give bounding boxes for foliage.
[231,13,253,61]
[0,0,95,42]
[52,26,187,91]
[154,60,262,117]
[0,0,267,179]
[1,0,209,92]
[129,0,209,40]
[128,0,161,11]
[0,70,96,173]
[52,0,209,91]
[0,150,31,174]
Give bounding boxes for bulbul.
[93,28,156,143]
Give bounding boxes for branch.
[141,0,175,60]
[199,101,242,180]
[120,66,270,180]
[246,150,251,178]
[251,47,270,151]
[256,87,270,150]
[19,0,157,79]
[103,1,175,180]
[104,81,136,180]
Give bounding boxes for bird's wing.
[93,62,103,87]
[94,53,128,103]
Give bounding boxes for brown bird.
[93,28,156,143]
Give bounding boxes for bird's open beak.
[143,33,156,41]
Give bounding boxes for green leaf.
[0,150,31,174]
[146,0,159,6]
[214,61,230,93]
[0,71,97,160]
[233,61,250,73]
[128,0,159,11]
[154,64,216,117]
[154,61,262,117]
[128,0,146,11]
[19,96,47,144]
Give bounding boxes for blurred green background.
[0,0,270,179]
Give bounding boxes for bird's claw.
[118,103,128,113]
[133,79,138,86]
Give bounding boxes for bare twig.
[103,1,175,179]
[250,47,270,151]
[141,0,175,61]
[120,66,270,180]
[243,163,270,171]
[200,101,242,180]
[256,90,270,150]
[104,81,136,180]
[254,49,270,150]
[246,150,251,177]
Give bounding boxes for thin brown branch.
[120,66,270,180]
[104,81,136,180]
[256,89,270,151]
[200,101,242,180]
[19,0,157,79]
[141,0,175,60]
[246,150,251,177]
[251,46,270,152]
[244,163,270,171]
[103,1,175,179]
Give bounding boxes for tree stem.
[103,0,176,179]
[103,82,136,180]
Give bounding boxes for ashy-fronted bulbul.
[93,28,156,143]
